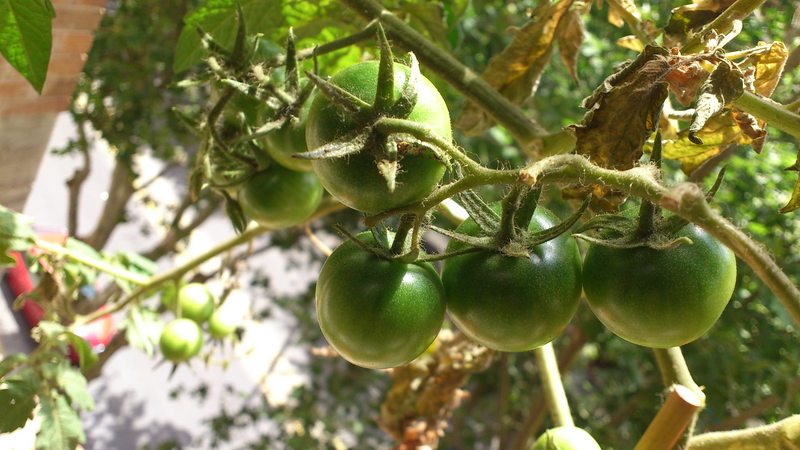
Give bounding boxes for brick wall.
[0,0,106,212]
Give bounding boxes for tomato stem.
[533,342,574,428]
[633,385,704,450]
[34,238,150,286]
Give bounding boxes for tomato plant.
[305,60,451,213]
[315,232,446,369]
[170,283,215,324]
[159,318,204,363]
[237,163,323,229]
[532,427,601,450]
[264,103,312,172]
[582,224,737,348]
[208,308,239,340]
[441,207,582,352]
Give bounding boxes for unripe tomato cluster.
[159,283,241,363]
[226,58,737,369]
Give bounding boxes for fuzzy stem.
[520,154,800,327]
[34,239,150,286]
[688,415,800,449]
[733,91,800,139]
[533,343,574,428]
[341,0,542,146]
[681,0,767,54]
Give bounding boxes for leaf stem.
[340,0,542,146]
[34,239,150,286]
[681,0,767,54]
[733,91,800,139]
[532,343,574,428]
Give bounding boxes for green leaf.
[0,376,37,432]
[0,353,28,378]
[36,392,86,450]
[123,305,163,356]
[0,0,54,93]
[64,332,98,371]
[173,0,283,73]
[55,364,94,411]
[62,237,103,287]
[0,204,35,268]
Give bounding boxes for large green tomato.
[264,103,312,172]
[306,61,451,213]
[532,427,601,450]
[159,318,203,363]
[315,232,446,369]
[441,207,582,352]
[582,224,737,348]
[237,163,323,229]
[176,283,215,323]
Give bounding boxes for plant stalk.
[533,342,574,428]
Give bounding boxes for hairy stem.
[733,91,800,139]
[681,0,767,54]
[520,154,800,326]
[341,0,542,146]
[533,343,574,428]
[689,415,800,450]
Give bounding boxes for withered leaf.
[664,0,736,44]
[781,160,800,213]
[747,41,788,97]
[455,0,575,136]
[557,8,585,82]
[688,59,744,144]
[731,108,766,153]
[607,0,641,28]
[566,46,672,210]
[662,111,750,174]
[617,35,645,52]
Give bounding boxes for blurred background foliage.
[67,0,800,449]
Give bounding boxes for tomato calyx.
[297,25,451,193]
[429,188,589,259]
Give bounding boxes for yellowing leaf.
[455,0,575,136]
[688,59,744,144]
[557,9,585,82]
[607,0,641,28]
[748,41,788,97]
[617,35,644,52]
[566,46,671,209]
[662,111,752,174]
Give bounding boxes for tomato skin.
[208,309,238,339]
[306,61,451,213]
[441,208,582,352]
[582,224,737,348]
[159,318,203,363]
[176,283,215,323]
[237,163,323,229]
[315,232,446,369]
[264,104,312,172]
[532,427,601,450]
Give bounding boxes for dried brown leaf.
[455,0,575,136]
[557,9,585,82]
[566,46,672,209]
[688,59,744,144]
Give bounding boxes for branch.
[340,0,543,146]
[520,154,800,327]
[732,91,800,139]
[66,123,92,237]
[681,0,767,54]
[81,160,136,250]
[652,347,705,448]
[688,415,800,450]
[533,342,574,428]
[634,385,705,450]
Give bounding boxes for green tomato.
[441,207,582,352]
[582,223,737,348]
[208,307,240,340]
[237,163,323,229]
[315,232,446,369]
[159,318,203,363]
[176,283,215,324]
[264,103,312,172]
[306,61,451,213]
[532,427,602,450]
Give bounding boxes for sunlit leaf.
[0,205,35,267]
[0,376,37,433]
[36,392,85,450]
[455,0,575,136]
[0,0,54,93]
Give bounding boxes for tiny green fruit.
[159,318,203,363]
[532,427,601,450]
[176,283,215,323]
